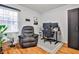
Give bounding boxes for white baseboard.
[37,42,63,54]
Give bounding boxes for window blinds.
[0,6,19,33]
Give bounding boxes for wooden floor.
[3,44,48,54]
[3,43,79,54]
[56,43,79,54]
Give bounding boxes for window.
[0,6,18,33]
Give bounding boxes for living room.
[0,4,79,54]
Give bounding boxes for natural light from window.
[0,6,18,33]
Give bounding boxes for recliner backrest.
[22,26,34,37]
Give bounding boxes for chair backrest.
[43,23,60,38]
[43,23,52,37]
[22,26,34,37]
[51,23,58,28]
[43,23,51,29]
[51,23,60,31]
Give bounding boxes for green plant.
[0,39,5,48]
[0,25,8,48]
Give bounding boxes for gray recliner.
[18,26,38,48]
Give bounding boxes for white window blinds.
[0,6,18,33]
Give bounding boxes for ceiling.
[20,4,66,13]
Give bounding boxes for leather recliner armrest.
[34,34,38,38]
[18,35,24,39]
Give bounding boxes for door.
[68,9,79,49]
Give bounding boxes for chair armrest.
[18,35,24,39]
[34,34,38,38]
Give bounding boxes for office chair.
[42,23,60,44]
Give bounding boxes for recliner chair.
[18,26,38,48]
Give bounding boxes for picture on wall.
[33,17,38,25]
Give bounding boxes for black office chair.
[42,23,60,44]
[18,26,38,48]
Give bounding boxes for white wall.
[5,4,40,43]
[41,4,79,43]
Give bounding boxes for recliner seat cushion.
[22,42,36,48]
[22,37,36,43]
